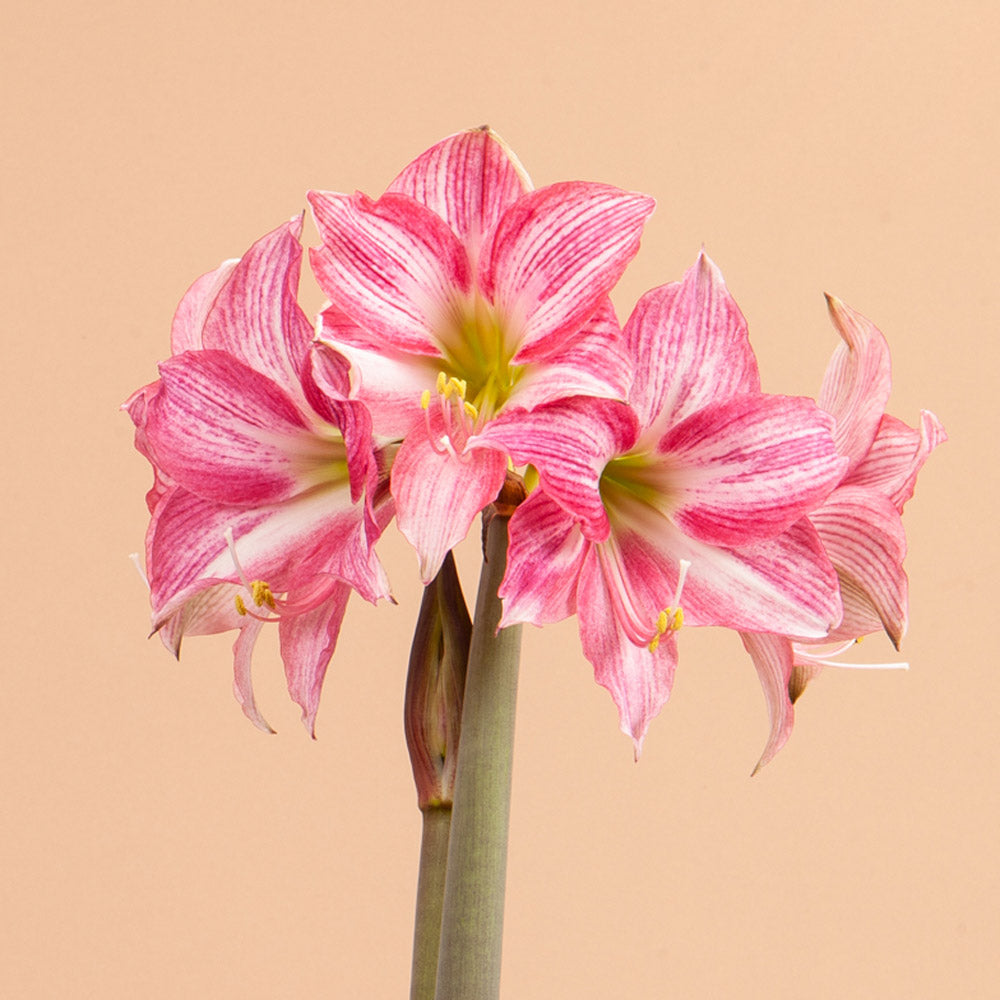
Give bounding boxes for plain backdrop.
[2,1,994,996]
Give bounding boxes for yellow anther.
[235,594,248,616]
[436,371,448,394]
[420,389,431,410]
[648,635,661,653]
[656,610,669,634]
[670,608,684,631]
[463,401,479,420]
[448,376,467,399]
[251,580,276,609]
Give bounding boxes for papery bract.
[125,218,390,734]
[499,253,848,755]
[308,127,654,580]
[741,296,946,772]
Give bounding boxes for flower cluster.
[126,127,943,765]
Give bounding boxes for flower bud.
[404,552,471,810]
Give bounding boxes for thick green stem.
[434,514,523,1000]
[410,805,452,1000]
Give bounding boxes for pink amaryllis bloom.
[308,127,654,580]
[498,253,849,756]
[124,217,390,734]
[741,296,946,772]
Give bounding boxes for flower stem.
[410,804,452,1000]
[434,512,522,1000]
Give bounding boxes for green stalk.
[434,512,523,1000]
[410,805,452,1000]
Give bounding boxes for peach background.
[2,1,994,996]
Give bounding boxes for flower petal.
[309,190,471,354]
[578,546,677,758]
[609,513,842,638]
[387,126,531,260]
[145,350,313,505]
[818,295,893,473]
[739,632,796,774]
[232,618,274,733]
[625,252,760,437]
[506,298,633,411]
[499,491,587,627]
[279,580,352,737]
[318,304,437,438]
[810,485,909,647]
[170,258,239,354]
[481,181,655,360]
[199,217,313,398]
[484,396,639,542]
[391,422,508,582]
[661,394,848,546]
[848,410,947,511]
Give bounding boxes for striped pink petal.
[578,545,678,758]
[279,579,352,737]
[199,217,313,397]
[499,491,587,627]
[390,421,508,582]
[145,350,313,506]
[848,409,947,511]
[818,295,893,473]
[739,631,796,774]
[625,252,760,437]
[506,298,633,411]
[484,396,638,542]
[387,126,531,258]
[309,190,471,354]
[480,181,655,361]
[170,258,238,354]
[660,394,848,547]
[810,485,908,647]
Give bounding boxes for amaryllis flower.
[498,253,849,755]
[308,127,654,580]
[124,218,390,734]
[742,296,946,771]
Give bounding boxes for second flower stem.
[434,513,523,1000]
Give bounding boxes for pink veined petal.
[317,306,435,438]
[391,421,508,582]
[481,181,655,361]
[625,252,760,437]
[818,295,893,474]
[506,298,633,411]
[499,491,587,628]
[739,632,796,775]
[848,410,947,511]
[170,257,239,354]
[232,618,274,733]
[279,579,352,737]
[613,515,843,638]
[577,545,678,758]
[810,486,909,647]
[153,580,247,655]
[308,190,471,355]
[145,350,314,506]
[660,394,848,547]
[148,485,387,623]
[387,126,531,262]
[484,396,639,543]
[200,217,313,398]
[301,342,377,506]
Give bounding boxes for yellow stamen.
[648,635,660,653]
[420,389,431,410]
[463,401,478,420]
[235,594,248,616]
[251,580,276,610]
